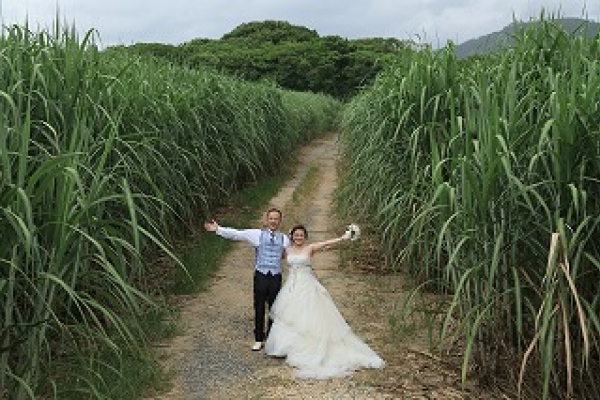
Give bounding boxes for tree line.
[111,20,418,99]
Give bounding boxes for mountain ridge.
[455,17,600,58]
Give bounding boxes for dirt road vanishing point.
[146,132,497,399]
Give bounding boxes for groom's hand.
[204,220,218,232]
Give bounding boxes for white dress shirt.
[216,226,291,273]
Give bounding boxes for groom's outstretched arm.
[204,220,261,246]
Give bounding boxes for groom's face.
[266,210,282,230]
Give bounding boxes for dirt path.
[146,133,498,399]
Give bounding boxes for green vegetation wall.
[0,23,340,398]
[337,19,600,400]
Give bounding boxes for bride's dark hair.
[290,224,308,238]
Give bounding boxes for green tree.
[112,20,415,98]
[221,20,319,44]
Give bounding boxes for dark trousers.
[253,270,282,341]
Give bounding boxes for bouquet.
[345,223,361,241]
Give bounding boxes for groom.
[203,208,290,351]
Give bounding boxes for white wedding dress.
[264,252,385,379]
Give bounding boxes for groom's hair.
[266,207,282,218]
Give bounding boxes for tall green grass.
[338,16,600,399]
[0,21,340,398]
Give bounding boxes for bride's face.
[292,229,306,245]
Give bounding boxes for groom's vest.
[255,229,284,275]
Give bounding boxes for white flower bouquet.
[345,223,361,241]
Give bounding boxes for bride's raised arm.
[308,231,352,254]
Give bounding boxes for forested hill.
[455,18,600,59]
[110,18,600,97]
[111,20,416,99]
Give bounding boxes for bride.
[264,224,385,379]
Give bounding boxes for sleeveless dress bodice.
[286,252,312,269]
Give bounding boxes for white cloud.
[1,0,598,47]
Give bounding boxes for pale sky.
[1,1,598,48]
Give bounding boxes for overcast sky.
[1,1,598,48]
